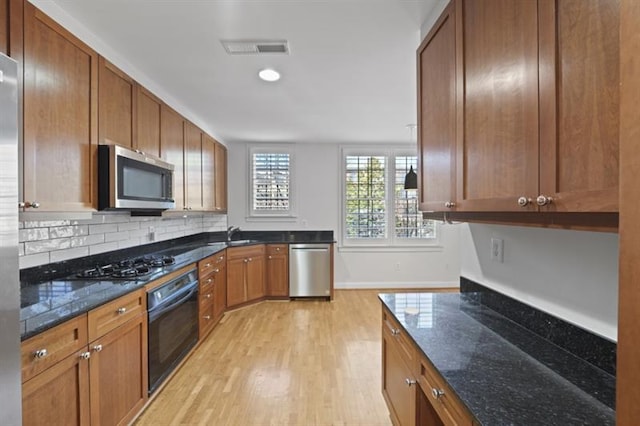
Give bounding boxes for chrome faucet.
[227,226,240,242]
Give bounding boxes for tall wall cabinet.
[418,0,619,214]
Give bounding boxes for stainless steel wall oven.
[147,268,199,394]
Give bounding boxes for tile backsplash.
[19,212,228,269]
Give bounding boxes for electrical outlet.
[149,226,156,242]
[490,238,504,263]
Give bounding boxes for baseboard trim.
[334,281,459,290]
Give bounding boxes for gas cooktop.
[72,255,176,280]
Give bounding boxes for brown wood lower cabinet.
[21,290,148,426]
[22,346,90,426]
[266,244,289,297]
[381,307,474,426]
[226,245,266,308]
[199,251,226,338]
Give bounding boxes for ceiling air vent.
[221,39,290,55]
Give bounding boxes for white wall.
[227,142,461,288]
[460,223,619,341]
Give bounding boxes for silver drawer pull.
[213,268,220,273]
[34,349,48,359]
[432,388,445,399]
[405,378,416,386]
[391,328,400,336]
[206,293,212,299]
[117,307,127,315]
[203,315,211,320]
[205,263,211,268]
[80,351,91,360]
[93,344,103,352]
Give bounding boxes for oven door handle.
[148,282,198,322]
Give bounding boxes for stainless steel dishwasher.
[289,243,331,298]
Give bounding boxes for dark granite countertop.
[20,230,335,340]
[378,292,615,426]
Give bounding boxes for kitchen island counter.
[379,292,615,425]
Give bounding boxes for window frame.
[248,144,297,219]
[340,145,438,248]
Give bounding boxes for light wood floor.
[134,290,392,426]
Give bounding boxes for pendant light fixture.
[404,124,418,190]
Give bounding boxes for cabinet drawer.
[418,355,474,426]
[382,308,416,371]
[266,244,287,255]
[199,288,214,308]
[21,314,88,383]
[199,302,215,338]
[88,289,145,341]
[199,251,226,277]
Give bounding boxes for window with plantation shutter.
[342,147,437,247]
[249,146,295,217]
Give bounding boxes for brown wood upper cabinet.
[419,0,620,213]
[20,2,98,212]
[98,56,136,148]
[136,85,162,158]
[202,134,216,211]
[214,141,228,212]
[184,121,204,211]
[160,104,186,211]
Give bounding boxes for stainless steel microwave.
[98,144,175,212]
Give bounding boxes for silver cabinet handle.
[276,247,280,252]
[517,196,531,207]
[444,201,455,208]
[80,351,91,360]
[213,268,220,273]
[206,278,213,284]
[248,257,252,262]
[93,344,103,352]
[432,388,445,399]
[24,201,40,208]
[536,195,553,206]
[205,263,211,268]
[117,307,127,315]
[405,378,416,386]
[391,328,400,336]
[18,201,25,208]
[34,349,48,359]
[268,256,272,259]
[203,315,211,320]
[206,293,212,299]
[243,259,248,263]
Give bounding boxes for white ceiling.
[36,0,440,145]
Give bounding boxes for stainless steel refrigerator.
[0,52,22,425]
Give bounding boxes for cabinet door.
[382,328,416,426]
[202,134,216,211]
[417,1,456,212]
[455,0,539,211]
[0,0,7,54]
[214,142,227,212]
[22,2,98,211]
[136,86,161,158]
[184,121,203,210]
[22,350,90,426]
[89,314,148,426]
[538,0,619,212]
[246,255,265,301]
[226,258,246,308]
[160,104,185,211]
[267,252,289,297]
[98,57,136,148]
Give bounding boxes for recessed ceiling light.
[258,68,281,82]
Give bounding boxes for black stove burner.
[73,255,175,280]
